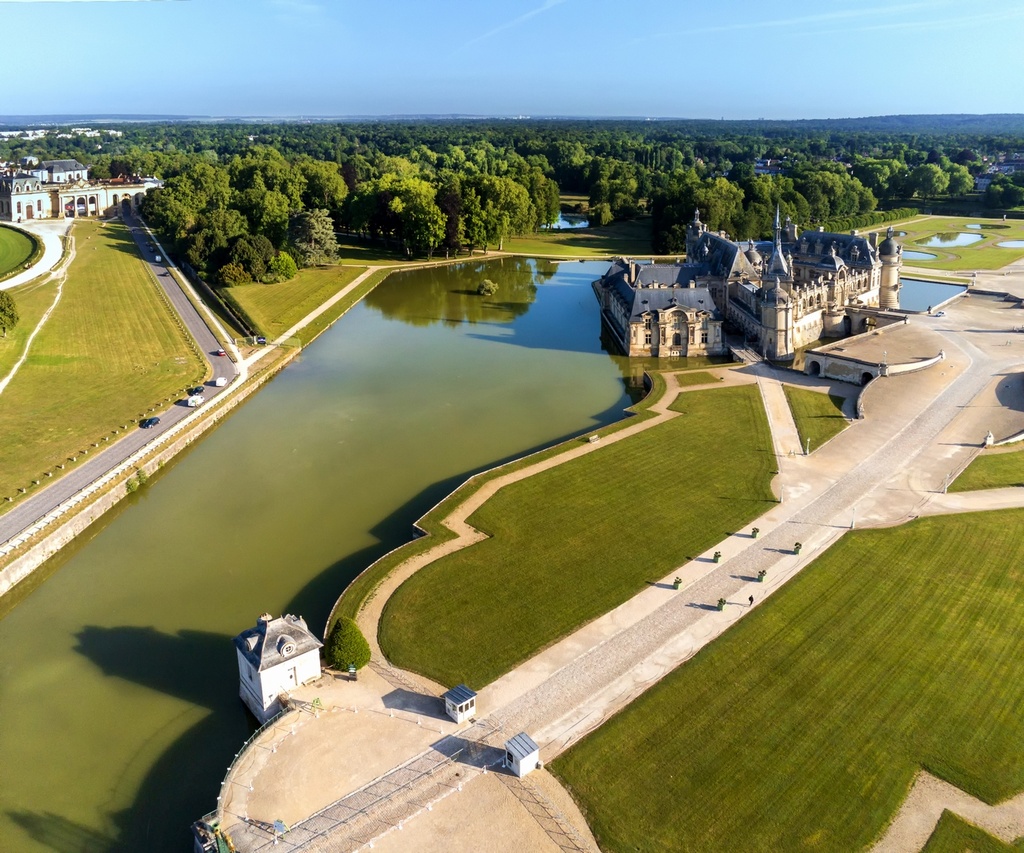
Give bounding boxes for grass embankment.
[552,508,1024,852]
[224,265,367,339]
[0,220,202,504]
[328,372,670,635]
[673,370,721,387]
[783,384,849,452]
[0,225,38,280]
[378,384,775,687]
[922,811,1024,852]
[950,446,1024,492]
[893,215,1024,271]
[0,278,58,378]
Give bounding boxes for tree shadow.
[7,810,117,853]
[646,581,676,590]
[686,602,721,612]
[730,574,758,582]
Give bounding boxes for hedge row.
[817,207,919,234]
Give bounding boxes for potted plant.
[794,542,803,555]
[751,527,760,539]
[757,569,766,582]
[713,550,722,563]
[673,576,682,590]
[717,598,726,611]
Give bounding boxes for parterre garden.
[551,508,1024,852]
[890,214,1024,271]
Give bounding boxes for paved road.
[0,212,239,549]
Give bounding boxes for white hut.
[504,732,540,778]
[233,613,323,723]
[442,684,477,723]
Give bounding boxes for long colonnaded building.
[0,159,158,222]
[593,208,903,360]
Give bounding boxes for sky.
[2,0,1023,120]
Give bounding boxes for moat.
[0,258,647,852]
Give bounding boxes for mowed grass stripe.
[379,385,776,688]
[784,384,849,452]
[225,264,366,339]
[0,220,201,500]
[0,225,36,278]
[951,446,1024,492]
[922,811,1024,852]
[552,509,1024,853]
[0,279,58,378]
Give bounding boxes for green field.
[923,811,1024,852]
[784,384,849,452]
[950,446,1024,492]
[0,225,37,279]
[378,385,776,688]
[503,218,654,257]
[224,264,366,338]
[0,278,58,379]
[892,215,1024,271]
[552,508,1024,852]
[673,370,721,387]
[0,220,202,504]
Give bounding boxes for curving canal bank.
[0,258,649,852]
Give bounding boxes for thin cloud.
[467,0,570,47]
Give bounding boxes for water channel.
[0,258,650,852]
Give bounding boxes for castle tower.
[878,226,901,310]
[685,208,705,259]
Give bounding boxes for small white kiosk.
[233,613,323,723]
[443,684,477,723]
[504,732,540,778]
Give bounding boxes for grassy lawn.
[552,508,1024,852]
[378,385,776,688]
[224,264,366,338]
[673,370,720,387]
[0,220,202,504]
[784,385,849,452]
[950,447,1024,492]
[504,218,654,257]
[0,225,37,279]
[0,278,58,378]
[892,215,1024,271]
[922,811,1024,853]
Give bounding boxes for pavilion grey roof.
[596,260,721,323]
[793,230,876,267]
[505,732,539,761]
[41,159,86,171]
[233,613,323,672]
[443,684,476,704]
[629,286,717,322]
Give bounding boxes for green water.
[0,258,645,852]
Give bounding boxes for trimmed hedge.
[816,207,919,234]
[325,617,371,670]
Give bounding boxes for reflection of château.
[593,208,902,360]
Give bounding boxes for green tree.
[0,291,18,337]
[297,158,348,211]
[267,250,298,282]
[909,163,950,199]
[945,163,974,196]
[290,208,339,266]
[229,234,276,280]
[217,261,251,287]
[325,617,371,670]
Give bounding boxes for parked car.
[139,417,161,429]
[934,311,946,317]
[186,394,205,408]
[215,348,227,357]
[188,386,205,396]
[256,336,267,345]
[214,376,228,387]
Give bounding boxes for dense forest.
[3,117,1023,281]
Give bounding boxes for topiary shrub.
[325,617,371,670]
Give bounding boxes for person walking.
[748,595,754,606]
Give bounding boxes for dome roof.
[879,226,900,257]
[744,241,762,265]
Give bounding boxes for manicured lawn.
[783,385,849,452]
[673,370,720,387]
[552,508,1024,852]
[922,811,1024,853]
[503,218,654,257]
[378,385,776,687]
[892,215,1024,271]
[224,264,366,339]
[0,220,201,504]
[0,225,37,279]
[950,447,1024,492]
[0,278,58,379]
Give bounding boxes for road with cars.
[0,210,240,549]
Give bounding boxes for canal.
[0,258,645,852]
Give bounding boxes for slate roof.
[596,260,721,324]
[443,684,477,705]
[233,613,322,673]
[41,159,86,171]
[793,230,876,267]
[505,732,539,761]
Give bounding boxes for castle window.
[701,332,708,344]
[644,332,652,345]
[16,202,21,214]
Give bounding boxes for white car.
[186,394,205,408]
[214,376,228,387]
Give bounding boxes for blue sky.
[3,0,1023,119]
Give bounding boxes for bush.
[325,617,371,670]
[217,261,251,287]
[267,250,298,283]
[477,279,498,296]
